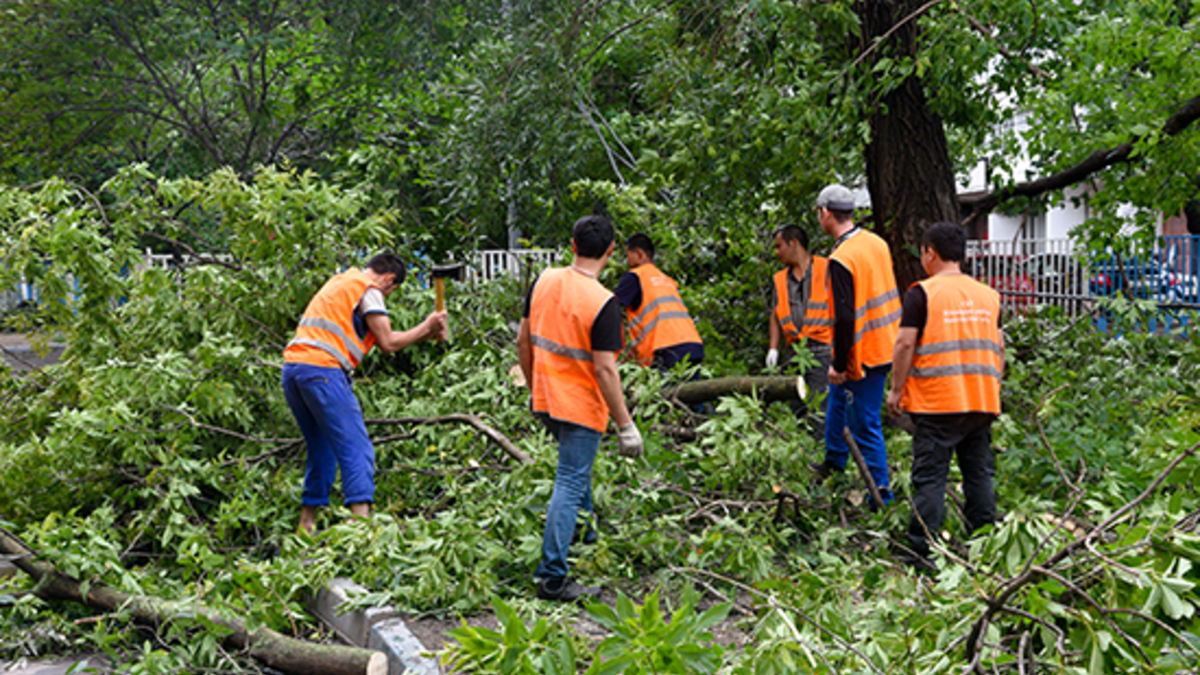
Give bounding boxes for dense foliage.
[2,0,1199,671]
[1,174,1198,674]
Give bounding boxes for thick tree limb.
[0,527,386,675]
[365,414,532,464]
[667,375,804,404]
[962,94,1200,221]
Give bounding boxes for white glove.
[616,423,643,458]
[765,349,779,369]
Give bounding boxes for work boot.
[536,576,601,603]
[808,460,844,483]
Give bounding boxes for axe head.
[432,263,467,281]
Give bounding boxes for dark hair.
[923,222,966,263]
[824,208,854,224]
[625,233,655,259]
[573,215,615,259]
[772,224,809,251]
[366,252,407,283]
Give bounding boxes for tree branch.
[963,94,1200,222]
[364,415,532,464]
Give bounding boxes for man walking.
[615,233,704,372]
[811,184,901,505]
[766,224,833,438]
[516,215,644,602]
[283,253,447,534]
[888,222,1002,570]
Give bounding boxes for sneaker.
[808,460,844,483]
[536,576,601,602]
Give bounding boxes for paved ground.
[0,333,64,371]
[0,655,109,675]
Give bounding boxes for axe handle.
[435,278,446,312]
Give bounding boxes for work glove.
[616,423,643,458]
[765,349,779,369]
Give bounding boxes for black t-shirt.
[523,280,624,352]
[614,271,643,311]
[829,260,856,373]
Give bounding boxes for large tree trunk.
[856,0,961,291]
[0,528,386,675]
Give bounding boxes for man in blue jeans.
[811,185,902,505]
[283,252,446,533]
[516,215,643,602]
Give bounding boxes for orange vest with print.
[902,274,1003,415]
[626,264,703,367]
[284,269,378,372]
[830,229,901,380]
[773,256,833,346]
[530,267,615,432]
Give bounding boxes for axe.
[432,263,467,312]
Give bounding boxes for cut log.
[0,528,386,675]
[667,376,803,405]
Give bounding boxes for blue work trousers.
[534,416,601,580]
[824,364,893,503]
[282,362,376,506]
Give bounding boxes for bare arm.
[594,350,632,427]
[768,312,781,351]
[366,311,447,354]
[516,318,533,387]
[886,326,919,416]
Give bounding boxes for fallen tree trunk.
[668,376,803,405]
[0,528,386,675]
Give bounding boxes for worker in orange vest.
[812,184,901,505]
[615,233,704,372]
[283,253,447,534]
[887,222,1003,571]
[516,215,643,602]
[766,224,834,438]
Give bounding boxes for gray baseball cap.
[816,184,855,211]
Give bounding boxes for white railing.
[966,238,1092,314]
[465,249,561,284]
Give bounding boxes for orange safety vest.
[902,274,1002,414]
[625,264,703,367]
[830,228,901,380]
[284,269,379,372]
[529,267,616,432]
[773,257,833,346]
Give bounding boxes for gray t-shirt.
[771,265,812,327]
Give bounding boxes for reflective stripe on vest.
[902,274,1003,414]
[530,267,615,432]
[284,269,378,372]
[625,264,702,367]
[830,228,901,380]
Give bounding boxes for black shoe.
[536,576,601,602]
[808,460,844,483]
[571,522,598,545]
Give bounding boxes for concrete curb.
[309,578,441,675]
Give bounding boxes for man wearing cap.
[811,185,901,505]
[887,222,1002,570]
[517,215,644,602]
[615,233,705,373]
[283,252,448,534]
[766,224,833,438]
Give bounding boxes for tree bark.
[0,528,387,675]
[667,375,804,404]
[365,414,532,463]
[856,0,962,291]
